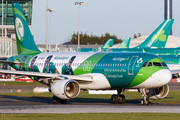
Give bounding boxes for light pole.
[46,0,48,52]
[2,0,4,38]
[75,2,83,48]
[47,9,54,52]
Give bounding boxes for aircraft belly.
[79,73,111,90]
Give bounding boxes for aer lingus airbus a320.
[0,3,174,105]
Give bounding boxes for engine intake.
[50,79,80,100]
[148,84,169,100]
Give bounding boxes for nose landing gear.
[111,89,125,104]
[140,88,149,105]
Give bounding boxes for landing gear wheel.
[52,96,60,104]
[118,95,125,104]
[60,99,67,104]
[145,98,149,105]
[111,94,118,104]
[140,88,150,105]
[141,99,145,105]
[141,99,149,105]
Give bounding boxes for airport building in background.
[0,0,33,69]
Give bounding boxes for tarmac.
[0,82,179,113]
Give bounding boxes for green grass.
[1,113,180,120]
[0,81,43,85]
[1,91,180,104]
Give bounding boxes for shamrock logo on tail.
[119,43,127,48]
[152,30,167,43]
[104,45,109,48]
[18,23,22,28]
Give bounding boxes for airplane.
[101,46,180,56]
[0,3,173,105]
[159,55,180,70]
[134,19,174,48]
[112,19,173,49]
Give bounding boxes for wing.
[0,69,93,84]
[0,60,20,64]
[171,69,180,74]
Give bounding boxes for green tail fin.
[135,19,174,48]
[12,3,41,55]
[117,37,131,48]
[101,39,114,48]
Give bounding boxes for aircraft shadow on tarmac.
[0,95,167,105]
[0,95,52,105]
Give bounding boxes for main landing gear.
[140,88,149,105]
[52,96,67,104]
[111,89,125,104]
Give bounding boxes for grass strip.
[0,81,42,85]
[1,113,180,120]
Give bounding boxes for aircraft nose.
[152,69,172,87]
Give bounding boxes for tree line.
[70,32,141,45]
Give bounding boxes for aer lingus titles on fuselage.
[0,3,173,105]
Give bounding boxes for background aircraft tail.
[135,19,174,48]
[12,3,41,55]
[117,37,131,48]
[101,39,114,48]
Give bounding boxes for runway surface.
[0,104,180,113]
[0,82,180,113]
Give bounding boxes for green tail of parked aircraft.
[101,39,114,48]
[0,3,175,105]
[117,37,131,48]
[134,19,174,48]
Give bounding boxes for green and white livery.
[0,3,174,105]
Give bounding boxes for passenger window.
[162,62,167,67]
[153,62,162,67]
[142,62,148,67]
[147,62,152,67]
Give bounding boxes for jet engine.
[49,79,80,100]
[148,84,169,100]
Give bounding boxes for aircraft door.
[128,56,138,75]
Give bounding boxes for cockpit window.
[142,62,148,67]
[153,62,162,67]
[147,62,152,67]
[162,62,167,67]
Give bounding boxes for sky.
[31,0,180,44]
